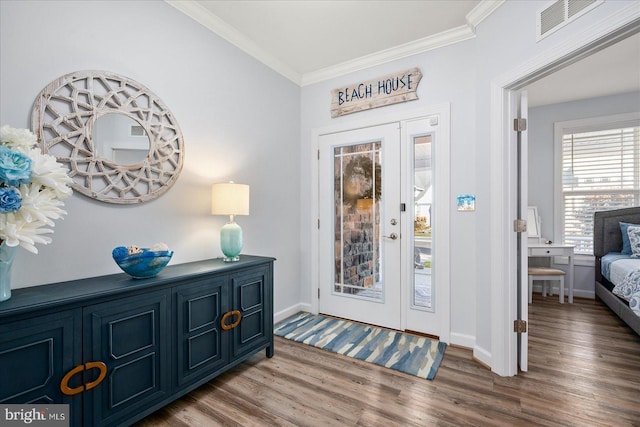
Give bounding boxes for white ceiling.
[526,32,640,107]
[167,0,640,106]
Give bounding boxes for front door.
[318,123,401,330]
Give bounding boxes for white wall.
[0,1,302,314]
[528,91,640,297]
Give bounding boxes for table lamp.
[211,182,250,262]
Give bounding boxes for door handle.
[383,233,398,240]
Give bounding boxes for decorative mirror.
[31,70,184,204]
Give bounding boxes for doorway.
[316,112,450,339]
[491,17,639,376]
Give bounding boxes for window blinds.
[562,126,640,254]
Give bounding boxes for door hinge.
[514,118,527,132]
[400,203,406,212]
[514,219,527,233]
[317,149,320,160]
[317,219,320,229]
[317,288,320,299]
[514,319,527,333]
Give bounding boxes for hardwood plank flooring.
[135,296,640,426]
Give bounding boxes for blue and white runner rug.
[274,312,446,380]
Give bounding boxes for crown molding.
[466,0,506,31]
[164,0,303,85]
[300,25,475,86]
[165,0,504,87]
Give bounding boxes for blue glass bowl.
[113,249,174,279]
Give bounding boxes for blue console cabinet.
[0,256,274,426]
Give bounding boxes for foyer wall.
[0,0,302,314]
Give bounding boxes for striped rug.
[274,312,446,380]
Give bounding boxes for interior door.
[516,90,529,372]
[318,123,401,330]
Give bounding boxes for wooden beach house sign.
[331,68,422,118]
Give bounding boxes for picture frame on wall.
[457,194,475,211]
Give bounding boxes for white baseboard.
[274,303,312,324]
[450,332,475,349]
[473,345,492,369]
[572,289,595,299]
[531,284,595,300]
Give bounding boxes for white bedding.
[610,258,640,286]
[602,254,640,317]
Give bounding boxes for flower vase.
[0,241,17,302]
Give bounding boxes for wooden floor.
[135,295,640,426]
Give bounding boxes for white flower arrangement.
[0,125,72,253]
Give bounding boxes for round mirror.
[93,114,150,165]
[31,70,184,204]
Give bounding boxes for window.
[555,113,640,255]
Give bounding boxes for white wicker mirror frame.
[31,70,184,204]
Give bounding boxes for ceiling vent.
[537,0,603,41]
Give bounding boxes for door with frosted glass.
[318,123,401,330]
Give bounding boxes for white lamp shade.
[211,182,250,216]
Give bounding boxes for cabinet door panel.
[0,310,82,425]
[174,276,229,388]
[232,266,272,358]
[83,289,170,427]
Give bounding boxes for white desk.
[528,243,574,303]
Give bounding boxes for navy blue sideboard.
[0,255,274,426]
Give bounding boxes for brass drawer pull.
[60,364,85,396]
[60,361,108,395]
[221,310,242,330]
[85,361,107,391]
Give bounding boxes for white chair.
[528,267,566,304]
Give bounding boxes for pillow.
[629,225,640,259]
[620,222,640,255]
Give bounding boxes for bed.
[594,206,640,335]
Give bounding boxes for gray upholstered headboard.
[593,206,640,258]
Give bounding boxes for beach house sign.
[331,68,422,118]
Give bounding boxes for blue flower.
[0,146,32,187]
[0,187,22,213]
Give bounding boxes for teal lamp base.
[220,221,243,262]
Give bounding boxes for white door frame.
[489,6,639,376]
[310,104,451,343]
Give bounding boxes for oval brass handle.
[60,364,85,396]
[221,310,242,330]
[84,361,107,391]
[60,361,108,395]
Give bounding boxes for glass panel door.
[318,123,401,330]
